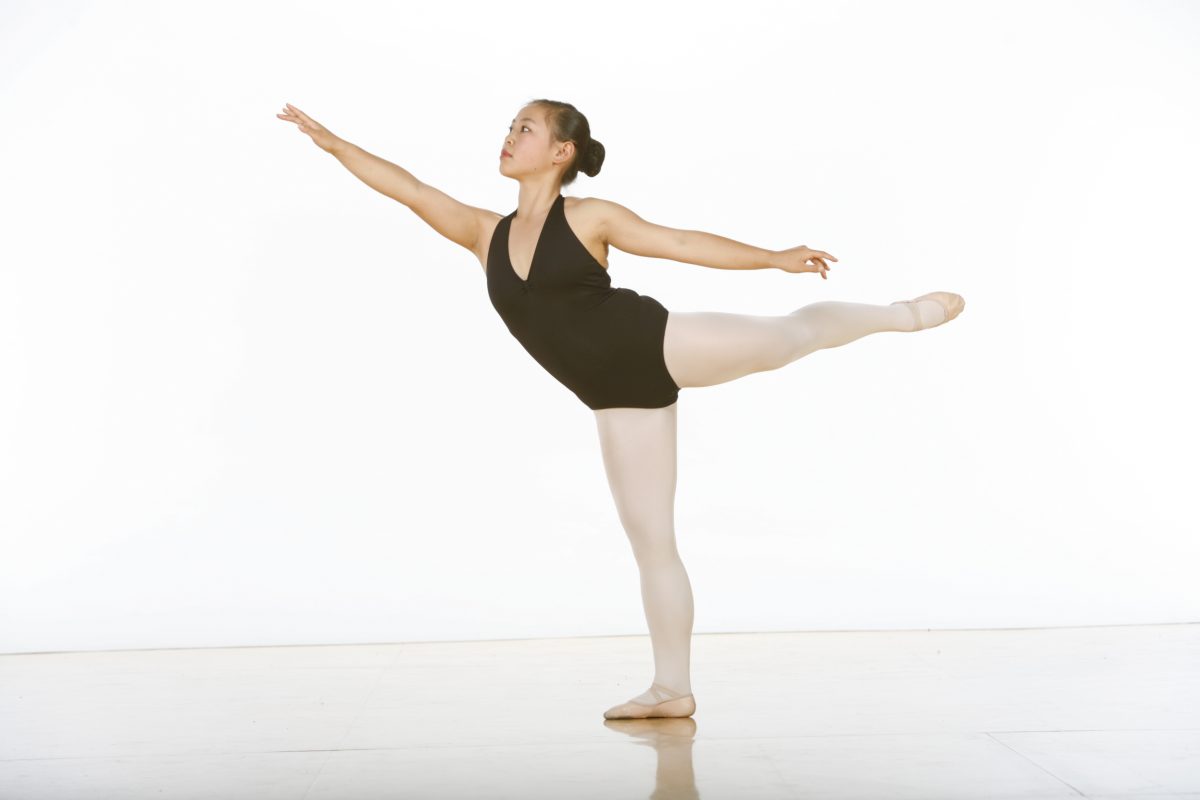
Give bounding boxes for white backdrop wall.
[1,0,1197,655]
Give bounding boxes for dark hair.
[526,98,605,187]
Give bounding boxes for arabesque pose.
[276,98,965,720]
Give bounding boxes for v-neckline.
[507,193,561,284]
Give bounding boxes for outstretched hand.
[773,245,838,279]
[276,103,344,154]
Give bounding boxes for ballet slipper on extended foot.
[891,291,965,331]
[603,682,696,720]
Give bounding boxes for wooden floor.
[2,623,1197,799]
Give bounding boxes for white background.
[2,0,1197,655]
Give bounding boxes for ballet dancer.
[276,98,965,720]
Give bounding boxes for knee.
[790,300,837,317]
[627,533,680,566]
[782,314,823,361]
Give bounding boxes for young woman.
[276,98,965,720]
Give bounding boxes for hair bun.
[582,138,605,178]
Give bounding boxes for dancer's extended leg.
[662,294,962,389]
[594,403,697,719]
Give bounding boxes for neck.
[514,184,561,220]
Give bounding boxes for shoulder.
[565,195,624,217]
[563,196,632,246]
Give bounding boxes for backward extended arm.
[598,198,838,278]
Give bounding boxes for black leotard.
[486,193,680,410]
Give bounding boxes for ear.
[554,140,575,165]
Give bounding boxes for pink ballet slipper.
[603,682,696,719]
[891,291,965,331]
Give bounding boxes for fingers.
[276,104,303,126]
[277,105,302,128]
[286,103,318,128]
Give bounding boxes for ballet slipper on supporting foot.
[891,291,965,331]
[603,682,696,720]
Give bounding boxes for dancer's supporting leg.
[594,403,697,718]
[662,294,961,389]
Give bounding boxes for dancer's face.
[499,105,573,179]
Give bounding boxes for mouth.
[500,150,512,158]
